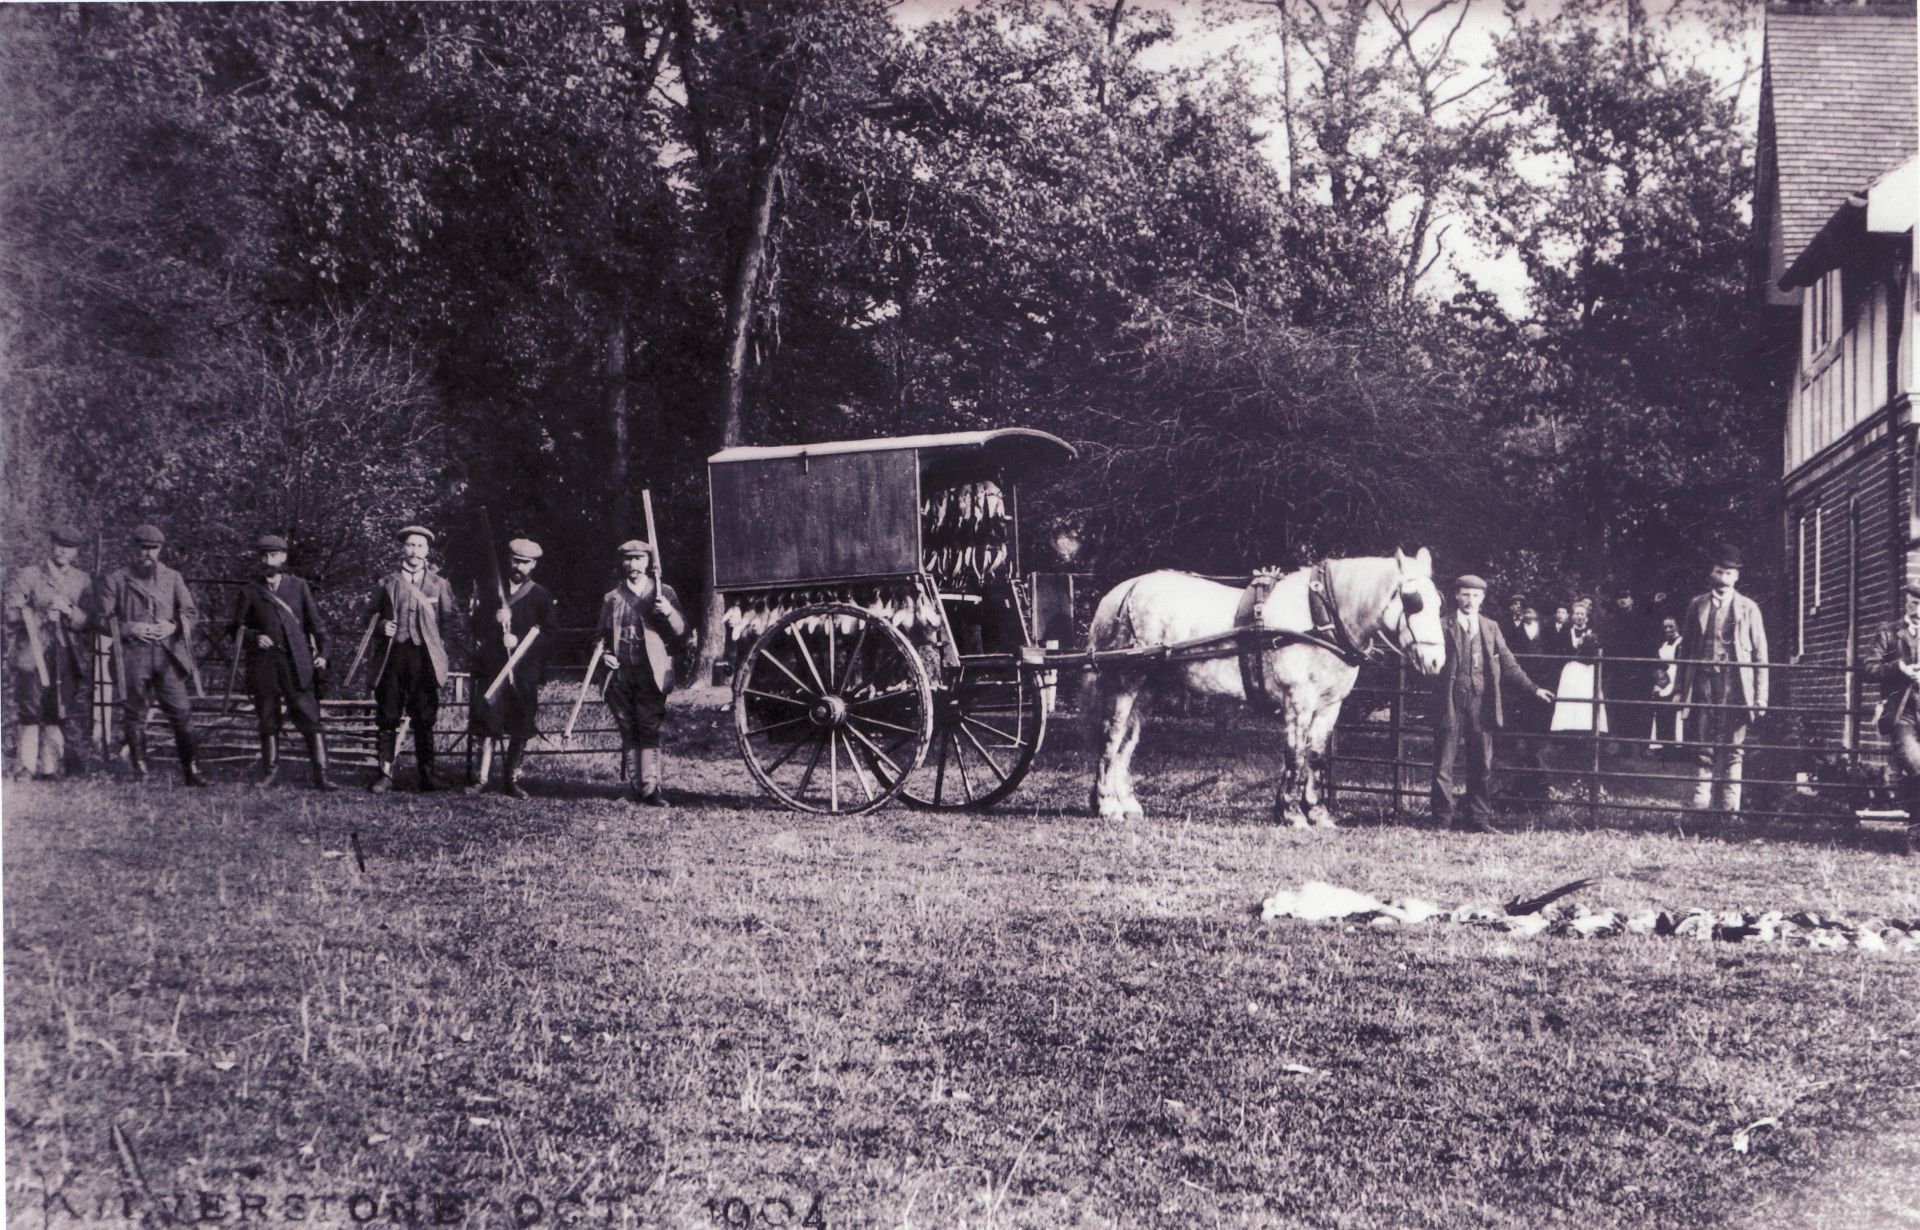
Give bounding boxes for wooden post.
[1390,657,1405,817]
[1588,650,1604,828]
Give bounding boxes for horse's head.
[1390,547,1446,675]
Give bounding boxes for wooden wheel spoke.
[825,619,837,690]
[948,728,979,798]
[745,714,815,740]
[844,723,907,780]
[958,722,1011,783]
[840,619,871,693]
[793,733,830,801]
[846,712,922,737]
[838,732,877,803]
[846,685,921,712]
[758,648,818,699]
[787,623,829,695]
[932,727,951,802]
[761,726,821,777]
[744,688,809,707]
[960,713,1023,746]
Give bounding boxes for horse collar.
[1309,561,1373,666]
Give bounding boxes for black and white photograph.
[2,0,1917,1225]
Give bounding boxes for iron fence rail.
[1329,650,1889,825]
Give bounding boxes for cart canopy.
[709,428,1076,481]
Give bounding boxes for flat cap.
[397,524,435,544]
[1453,574,1488,592]
[254,533,289,552]
[130,523,165,547]
[617,539,654,558]
[506,538,542,560]
[50,525,85,548]
[1711,543,1743,569]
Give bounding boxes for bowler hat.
[507,537,543,561]
[1711,543,1743,569]
[617,539,653,558]
[254,533,289,553]
[130,524,165,547]
[50,525,84,548]
[397,524,435,544]
[1453,574,1488,592]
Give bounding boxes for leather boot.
[369,729,397,792]
[253,735,280,789]
[128,727,151,780]
[620,744,642,804]
[414,725,437,793]
[178,732,209,788]
[503,738,529,800]
[636,746,669,808]
[306,731,338,792]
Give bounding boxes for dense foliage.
[0,0,1782,639]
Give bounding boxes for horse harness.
[1234,561,1377,715]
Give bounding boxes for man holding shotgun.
[465,537,554,799]
[4,525,93,779]
[596,534,688,807]
[365,524,459,793]
[97,524,207,786]
[226,533,337,791]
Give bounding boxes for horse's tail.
[1083,574,1153,749]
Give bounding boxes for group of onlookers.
[1430,544,1769,832]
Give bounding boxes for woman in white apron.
[1550,598,1607,734]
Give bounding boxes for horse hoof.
[1097,798,1131,822]
[1281,810,1310,829]
[1122,803,1145,823]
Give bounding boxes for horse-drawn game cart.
[711,429,1077,815]
[710,429,1449,822]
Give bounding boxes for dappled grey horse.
[1087,549,1447,827]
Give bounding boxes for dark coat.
[227,574,329,693]
[366,568,459,687]
[1435,614,1541,731]
[1866,618,1920,730]
[100,563,199,675]
[597,582,689,694]
[472,580,555,699]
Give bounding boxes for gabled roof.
[1759,3,1917,286]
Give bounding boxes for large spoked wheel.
[901,659,1047,810]
[734,604,934,814]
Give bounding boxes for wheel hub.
[809,695,849,728]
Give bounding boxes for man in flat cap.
[1677,544,1769,816]
[97,524,207,785]
[4,525,94,779]
[1864,582,1920,847]
[596,538,690,806]
[365,524,459,793]
[466,537,554,799]
[226,534,337,791]
[1431,574,1553,833]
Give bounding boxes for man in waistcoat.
[365,524,459,793]
[226,533,337,791]
[4,525,94,779]
[1864,583,1920,849]
[97,524,207,786]
[1430,575,1554,833]
[1676,544,1769,816]
[466,538,555,799]
[596,538,689,806]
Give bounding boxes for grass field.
[6,700,1920,1229]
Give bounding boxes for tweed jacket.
[228,574,330,693]
[1866,617,1920,730]
[1676,590,1769,718]
[100,563,199,675]
[597,581,688,695]
[1434,613,1541,732]
[4,559,91,676]
[367,567,459,687]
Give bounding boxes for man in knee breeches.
[228,533,337,791]
[365,524,459,793]
[5,525,94,780]
[597,538,688,807]
[98,524,207,786]
[1867,583,1920,836]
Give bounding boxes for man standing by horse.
[227,533,337,791]
[1430,575,1553,833]
[1676,544,1768,816]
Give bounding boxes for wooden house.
[1754,1,1916,745]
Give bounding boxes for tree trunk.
[604,286,632,536]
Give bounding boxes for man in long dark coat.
[365,524,459,793]
[227,533,337,791]
[4,525,93,779]
[98,524,207,786]
[597,538,689,806]
[1430,575,1553,833]
[1865,583,1920,847]
[466,537,554,799]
